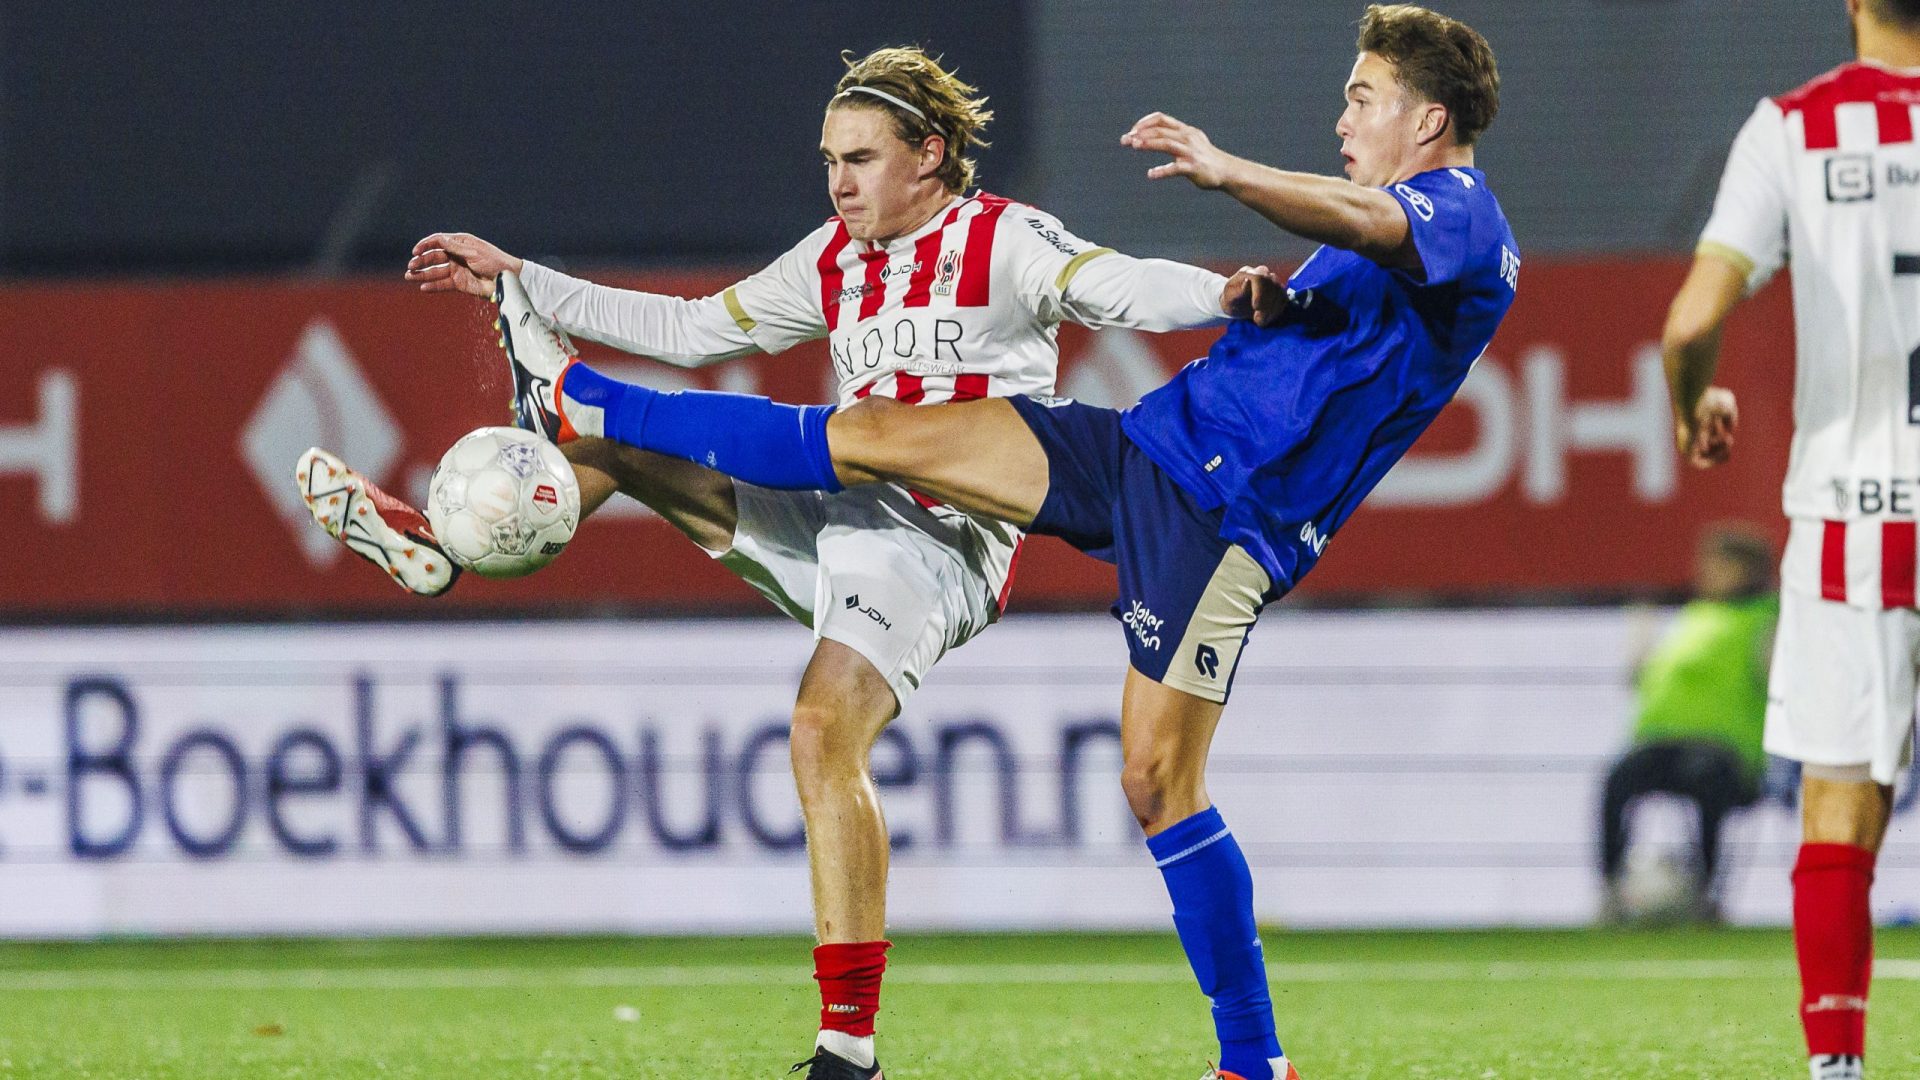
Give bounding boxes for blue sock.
[1146,807,1282,1080]
[563,363,843,492]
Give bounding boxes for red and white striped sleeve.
[1000,206,1227,332]
[1698,99,1791,294]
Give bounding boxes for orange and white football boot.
[296,447,458,596]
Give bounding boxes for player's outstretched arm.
[1058,254,1286,330]
[1120,113,1418,270]
[406,231,769,368]
[1662,251,1747,468]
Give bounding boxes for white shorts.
[711,481,1015,708]
[1765,588,1920,786]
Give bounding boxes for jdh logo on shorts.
[844,594,892,631]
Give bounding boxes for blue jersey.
[1120,166,1519,591]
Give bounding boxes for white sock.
[817,1029,875,1069]
[1811,1054,1863,1080]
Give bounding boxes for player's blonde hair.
[831,46,993,194]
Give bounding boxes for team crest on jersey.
[932,250,961,296]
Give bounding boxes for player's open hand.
[1678,386,1737,468]
[1223,265,1284,327]
[1121,112,1234,190]
[405,233,524,297]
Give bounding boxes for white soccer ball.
[426,427,580,578]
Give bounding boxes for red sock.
[1793,843,1876,1057]
[814,940,891,1038]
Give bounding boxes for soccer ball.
[426,427,580,578]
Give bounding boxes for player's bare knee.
[1802,777,1894,851]
[787,704,835,778]
[1120,755,1191,832]
[788,703,866,791]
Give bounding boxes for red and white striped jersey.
[522,192,1226,402]
[519,192,1225,614]
[1699,61,1920,608]
[721,192,1226,405]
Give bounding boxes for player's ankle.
[816,1029,875,1069]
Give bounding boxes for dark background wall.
[0,1,1856,275]
[1027,1,1855,264]
[0,1,1032,275]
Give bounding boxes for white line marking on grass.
[1,957,1913,992]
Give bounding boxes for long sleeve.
[1055,251,1228,332]
[518,260,761,368]
[519,221,833,367]
[1002,206,1226,332]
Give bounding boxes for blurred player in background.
[1600,525,1777,923]
[1662,1,1920,1076]
[498,7,1510,1078]
[302,46,1254,1080]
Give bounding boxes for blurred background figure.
[1600,524,1777,923]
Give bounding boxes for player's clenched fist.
[1222,265,1284,327]
[1677,386,1738,468]
[1121,112,1235,189]
[405,232,525,297]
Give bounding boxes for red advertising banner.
[0,258,1792,617]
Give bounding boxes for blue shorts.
[1010,396,1278,704]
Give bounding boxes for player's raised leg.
[544,355,1054,527]
[493,265,743,551]
[301,267,744,593]
[560,438,736,554]
[824,398,1050,525]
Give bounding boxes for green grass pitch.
[0,928,1914,1078]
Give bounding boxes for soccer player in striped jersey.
[1663,3,1920,1077]
[495,8,1510,1077]
[302,46,1255,1080]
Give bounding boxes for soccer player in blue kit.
[484,6,1511,1077]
